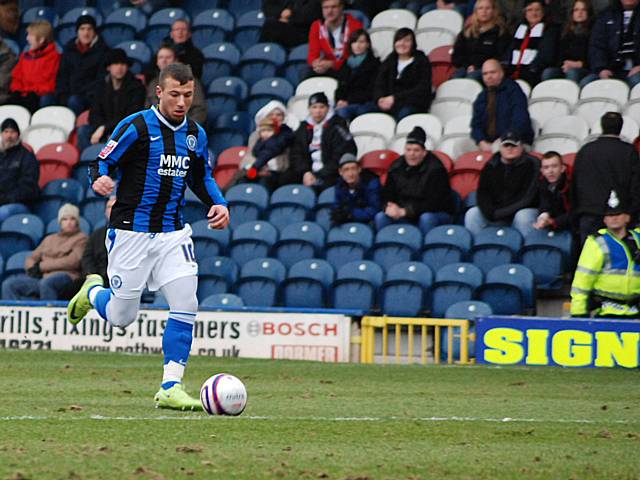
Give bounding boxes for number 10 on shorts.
[181,243,196,263]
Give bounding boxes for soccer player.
[67,62,230,411]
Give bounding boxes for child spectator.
[331,153,382,225]
[534,151,572,230]
[8,20,60,113]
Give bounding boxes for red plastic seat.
[38,160,72,188]
[36,142,79,168]
[454,150,492,171]
[428,45,455,89]
[449,170,480,200]
[359,149,400,177]
[432,150,454,173]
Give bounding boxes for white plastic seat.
[285,112,300,131]
[435,136,477,158]
[541,115,589,140]
[533,136,580,155]
[417,10,463,35]
[294,76,338,99]
[287,96,309,122]
[0,105,31,134]
[589,115,639,143]
[370,30,395,60]
[630,83,640,100]
[528,100,571,128]
[531,79,580,106]
[349,113,396,142]
[416,30,456,55]
[370,9,417,31]
[396,113,443,143]
[442,115,472,136]
[436,78,483,102]
[573,99,621,126]
[22,125,68,152]
[430,99,473,124]
[623,100,640,126]
[354,135,387,156]
[31,106,75,137]
[579,79,629,106]
[515,79,531,98]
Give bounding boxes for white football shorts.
[105,225,198,299]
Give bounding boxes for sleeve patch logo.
[186,134,197,151]
[98,140,118,159]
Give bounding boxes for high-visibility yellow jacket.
[571,229,640,317]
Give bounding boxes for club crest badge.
[186,134,197,151]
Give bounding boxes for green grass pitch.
[1,350,639,480]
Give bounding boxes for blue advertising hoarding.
[476,316,640,368]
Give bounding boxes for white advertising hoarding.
[0,306,351,362]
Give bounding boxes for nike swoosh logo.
[150,135,161,141]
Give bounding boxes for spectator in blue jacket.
[585,0,640,87]
[471,59,534,152]
[331,153,382,225]
[0,118,39,223]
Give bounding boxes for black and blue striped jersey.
[90,106,227,233]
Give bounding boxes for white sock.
[88,286,103,306]
[162,360,185,386]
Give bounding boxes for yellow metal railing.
[360,316,475,365]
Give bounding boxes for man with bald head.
[471,58,534,152]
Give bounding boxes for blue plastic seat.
[0,232,34,259]
[201,293,244,308]
[421,224,472,272]
[208,131,247,157]
[431,262,483,317]
[238,43,287,86]
[236,257,286,307]
[229,221,278,266]
[332,260,383,311]
[313,186,335,231]
[197,256,239,301]
[206,76,249,116]
[33,195,67,224]
[284,43,309,85]
[191,219,231,258]
[42,178,84,204]
[201,42,241,86]
[81,144,103,163]
[325,222,373,271]
[22,6,59,27]
[114,40,151,74]
[273,221,325,269]
[441,300,492,361]
[57,7,102,45]
[183,0,219,16]
[212,111,251,137]
[193,10,235,49]
[283,258,334,308]
[2,250,32,282]
[225,183,270,228]
[268,184,316,230]
[2,214,44,246]
[80,197,107,229]
[228,0,262,17]
[101,7,147,47]
[46,217,91,235]
[380,262,433,316]
[372,224,422,272]
[144,8,189,51]
[248,77,294,117]
[520,229,573,290]
[232,10,266,52]
[182,200,209,225]
[470,227,523,275]
[476,264,535,314]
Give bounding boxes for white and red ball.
[200,373,247,416]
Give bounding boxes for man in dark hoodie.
[53,14,108,115]
[533,151,571,231]
[331,153,381,225]
[77,48,146,152]
[167,19,204,80]
[465,130,540,238]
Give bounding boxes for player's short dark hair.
[159,62,194,87]
[601,112,623,136]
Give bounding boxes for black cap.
[338,153,358,167]
[105,48,132,66]
[406,126,426,149]
[308,92,329,107]
[500,130,522,146]
[604,190,629,216]
[76,14,97,31]
[1,118,19,134]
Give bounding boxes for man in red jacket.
[307,0,363,78]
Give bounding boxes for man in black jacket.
[533,151,571,231]
[572,112,640,244]
[167,19,204,80]
[464,130,540,238]
[286,92,356,190]
[260,0,322,48]
[0,118,39,223]
[375,127,455,233]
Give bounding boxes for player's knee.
[169,293,198,316]
[106,297,140,328]
[109,311,138,328]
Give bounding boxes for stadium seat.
[432,150,454,173]
[441,300,491,360]
[33,195,66,225]
[206,76,249,116]
[431,262,483,317]
[226,183,270,228]
[470,227,523,274]
[416,29,457,55]
[267,184,316,230]
[42,178,84,204]
[191,219,231,259]
[1,250,32,282]
[421,224,472,272]
[236,257,286,307]
[0,105,31,135]
[417,9,463,35]
[193,10,235,50]
[396,114,443,144]
[183,0,219,15]
[534,115,589,154]
[81,144,103,163]
[115,40,152,74]
[208,131,247,157]
[436,132,477,160]
[24,128,68,157]
[199,255,239,288]
[359,150,399,180]
[45,217,91,235]
[380,261,433,316]
[80,197,107,229]
[228,0,262,17]
[282,258,334,308]
[371,224,422,272]
[490,263,535,311]
[532,136,580,155]
[436,78,482,103]
[354,135,388,156]
[284,44,309,86]
[248,77,294,118]
[36,142,79,168]
[144,8,189,51]
[273,221,325,269]
[233,10,266,52]
[31,106,75,137]
[201,293,245,308]
[579,78,629,107]
[455,151,491,171]
[214,146,248,190]
[430,100,473,126]
[325,222,374,271]
[22,6,59,27]
[370,29,395,60]
[38,160,73,189]
[332,260,384,311]
[520,229,572,290]
[1,214,44,246]
[57,7,102,45]
[201,42,241,86]
[476,264,534,315]
[229,221,278,266]
[350,113,396,145]
[294,76,339,99]
[428,45,455,89]
[588,115,640,143]
[211,111,251,137]
[371,8,417,31]
[0,231,34,259]
[238,43,287,86]
[448,151,489,200]
[101,7,148,47]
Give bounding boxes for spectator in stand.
[0,36,16,104]
[331,153,382,226]
[465,130,540,237]
[7,21,59,113]
[166,19,204,80]
[376,127,455,233]
[1,204,87,301]
[505,0,559,86]
[307,0,363,78]
[374,28,433,120]
[288,92,357,190]
[585,0,640,87]
[261,0,322,48]
[541,0,593,83]
[0,0,18,39]
[334,29,380,121]
[53,14,108,115]
[145,45,206,124]
[452,0,511,81]
[77,48,146,153]
[0,118,39,223]
[239,100,294,192]
[471,59,534,152]
[572,112,640,244]
[533,151,572,231]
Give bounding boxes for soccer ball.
[200,373,247,416]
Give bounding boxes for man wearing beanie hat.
[2,204,87,301]
[287,91,357,189]
[331,153,382,225]
[0,118,39,223]
[376,126,455,233]
[77,48,145,152]
[53,13,108,114]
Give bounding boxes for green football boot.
[154,383,203,411]
[67,274,104,325]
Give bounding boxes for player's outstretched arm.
[93,175,116,196]
[207,204,230,229]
